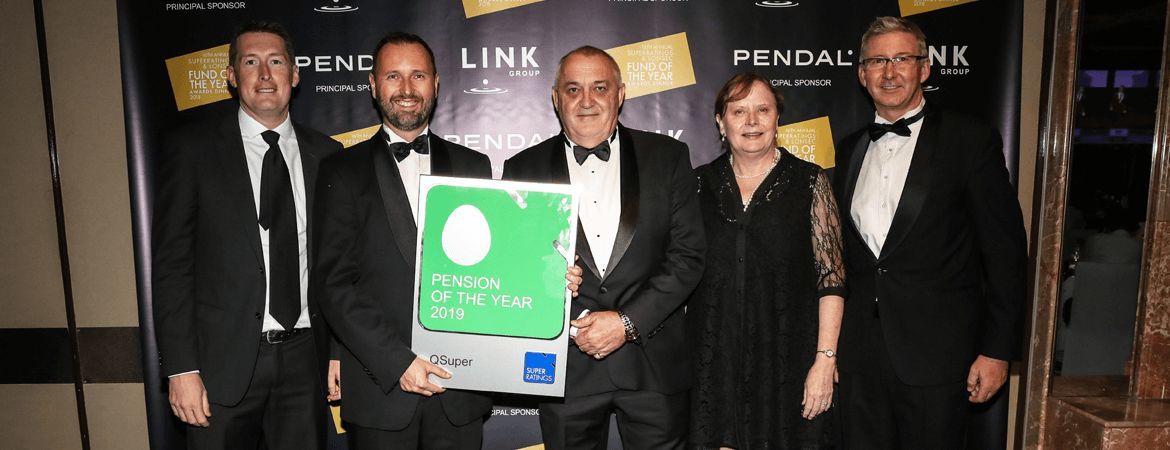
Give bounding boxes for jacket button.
[600,287,608,294]
[255,312,262,319]
[259,267,265,273]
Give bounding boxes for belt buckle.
[264,330,284,344]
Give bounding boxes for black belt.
[261,327,309,344]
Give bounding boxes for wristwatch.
[816,349,836,358]
[618,311,639,341]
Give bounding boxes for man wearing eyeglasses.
[831,16,1027,449]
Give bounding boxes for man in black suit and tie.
[503,46,706,450]
[152,21,341,449]
[312,32,494,449]
[832,17,1028,449]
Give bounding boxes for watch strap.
[618,311,639,341]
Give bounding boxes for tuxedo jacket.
[152,115,341,406]
[832,106,1028,386]
[502,125,706,397]
[312,129,493,431]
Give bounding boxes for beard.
[377,93,436,132]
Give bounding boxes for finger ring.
[821,402,828,406]
[595,353,603,358]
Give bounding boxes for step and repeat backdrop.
[118,1,1022,449]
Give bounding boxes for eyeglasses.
[861,55,926,70]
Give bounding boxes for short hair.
[371,32,437,74]
[554,46,622,88]
[860,16,928,59]
[228,21,295,67]
[713,72,785,119]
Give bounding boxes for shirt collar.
[383,125,430,145]
[238,108,292,139]
[874,99,926,125]
[562,128,618,152]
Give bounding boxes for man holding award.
[503,46,707,450]
[312,32,494,449]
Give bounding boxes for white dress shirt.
[383,125,432,221]
[239,109,312,332]
[851,100,926,257]
[565,132,621,277]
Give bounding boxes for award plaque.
[411,175,579,396]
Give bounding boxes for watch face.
[822,350,835,357]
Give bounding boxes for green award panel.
[412,176,579,396]
[419,184,572,339]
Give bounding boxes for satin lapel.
[547,134,572,184]
[575,222,600,280]
[294,123,322,263]
[216,117,265,267]
[878,107,938,262]
[428,134,453,176]
[603,126,640,278]
[370,129,419,265]
[842,132,878,262]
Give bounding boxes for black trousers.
[187,329,325,450]
[346,395,483,450]
[539,389,688,450]
[837,320,968,450]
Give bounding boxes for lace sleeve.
[810,170,846,297]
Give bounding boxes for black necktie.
[867,109,926,141]
[258,130,300,331]
[389,133,429,162]
[572,139,611,165]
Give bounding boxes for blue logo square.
[523,352,556,384]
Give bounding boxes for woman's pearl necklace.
[731,148,781,179]
[730,148,781,211]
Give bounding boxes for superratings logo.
[524,352,555,384]
[900,0,979,16]
[462,0,544,18]
[607,33,697,100]
[775,116,835,169]
[165,44,232,111]
[331,124,381,148]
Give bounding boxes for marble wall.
[1045,397,1170,449]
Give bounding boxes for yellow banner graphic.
[165,44,233,111]
[332,124,382,148]
[607,33,697,100]
[776,116,835,169]
[463,0,545,19]
[899,0,980,17]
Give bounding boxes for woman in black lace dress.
[688,72,846,450]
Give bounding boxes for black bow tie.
[867,109,926,141]
[389,133,429,162]
[572,139,611,165]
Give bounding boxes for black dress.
[688,149,846,450]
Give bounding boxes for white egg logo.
[442,205,491,266]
